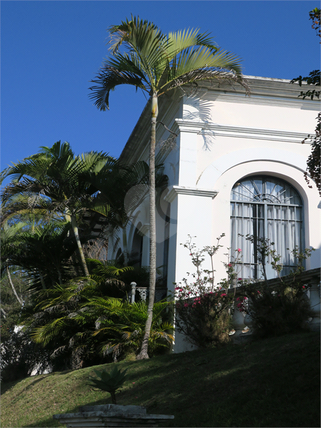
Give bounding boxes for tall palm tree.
[89,16,246,359]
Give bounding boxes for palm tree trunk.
[66,213,90,277]
[39,273,47,289]
[137,93,158,360]
[6,265,23,306]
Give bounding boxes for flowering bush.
[235,296,248,313]
[174,235,234,348]
[175,291,234,348]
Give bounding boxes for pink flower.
[184,303,189,307]
[228,263,232,267]
[221,293,227,297]
[237,248,241,252]
[302,286,306,289]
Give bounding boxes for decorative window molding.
[165,185,218,203]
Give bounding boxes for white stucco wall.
[116,76,320,352]
[169,80,320,292]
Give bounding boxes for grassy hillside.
[1,331,320,427]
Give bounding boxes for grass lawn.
[1,331,320,427]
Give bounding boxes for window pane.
[230,175,303,280]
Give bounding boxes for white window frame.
[230,175,303,280]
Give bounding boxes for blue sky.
[1,0,320,180]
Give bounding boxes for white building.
[110,76,321,350]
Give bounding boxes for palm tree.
[1,141,168,286]
[1,141,116,277]
[0,222,26,306]
[89,16,246,359]
[3,221,78,289]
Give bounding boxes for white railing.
[130,282,167,303]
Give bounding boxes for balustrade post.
[130,282,137,303]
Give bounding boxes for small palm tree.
[22,264,136,369]
[90,16,246,359]
[88,366,127,404]
[88,298,174,361]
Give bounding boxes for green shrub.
[237,238,315,338]
[241,281,315,338]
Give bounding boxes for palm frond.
[31,316,68,345]
[108,15,162,55]
[89,63,148,111]
[158,48,242,96]
[90,15,245,127]
[166,28,218,59]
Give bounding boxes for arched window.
[130,225,143,267]
[230,175,303,279]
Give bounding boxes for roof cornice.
[200,75,321,100]
[174,119,313,144]
[119,76,320,163]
